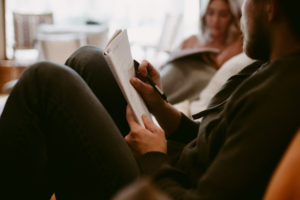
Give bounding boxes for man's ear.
[266,0,279,22]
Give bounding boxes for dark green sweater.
[138,50,300,199]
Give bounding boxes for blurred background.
[0,0,203,112]
[3,0,200,65]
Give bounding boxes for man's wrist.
[151,100,170,117]
[152,102,182,136]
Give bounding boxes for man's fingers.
[142,114,161,133]
[137,60,149,78]
[138,60,158,77]
[126,107,159,134]
[126,105,140,129]
[145,61,159,78]
[130,77,152,94]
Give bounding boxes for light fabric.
[0,95,8,117]
[189,53,254,116]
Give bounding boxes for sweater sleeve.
[167,113,200,144]
[137,114,199,175]
[137,152,169,175]
[153,99,299,199]
[151,60,300,199]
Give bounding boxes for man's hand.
[131,60,182,136]
[131,60,166,114]
[136,60,161,88]
[125,106,167,158]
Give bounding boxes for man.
[125,0,300,199]
[0,0,299,199]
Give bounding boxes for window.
[0,0,5,59]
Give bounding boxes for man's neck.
[270,24,300,61]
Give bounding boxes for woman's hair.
[199,0,243,44]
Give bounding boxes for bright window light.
[5,0,199,59]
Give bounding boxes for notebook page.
[104,30,151,127]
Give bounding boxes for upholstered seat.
[264,128,300,200]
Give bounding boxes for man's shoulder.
[270,50,300,73]
[228,53,300,106]
[265,51,300,85]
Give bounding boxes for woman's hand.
[179,35,202,50]
[125,106,167,158]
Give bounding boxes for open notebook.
[166,47,219,64]
[103,29,151,127]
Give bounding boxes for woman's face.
[205,0,233,38]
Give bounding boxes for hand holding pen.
[134,60,168,102]
[130,60,168,115]
[130,60,182,136]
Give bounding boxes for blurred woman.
[161,0,244,104]
[179,0,243,68]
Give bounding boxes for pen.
[146,75,168,102]
[134,60,168,102]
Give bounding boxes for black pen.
[146,75,168,102]
[134,60,168,102]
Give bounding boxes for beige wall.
[0,0,6,60]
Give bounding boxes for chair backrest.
[156,13,182,52]
[264,128,300,200]
[37,33,81,64]
[13,12,53,50]
[86,26,109,48]
[0,0,6,59]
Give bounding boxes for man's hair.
[277,0,300,37]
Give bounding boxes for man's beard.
[242,15,270,61]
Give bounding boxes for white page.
[104,30,151,127]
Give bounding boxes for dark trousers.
[0,46,140,200]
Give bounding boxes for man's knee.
[66,45,106,66]
[19,61,81,92]
[23,61,72,79]
[65,46,112,83]
[75,45,104,56]
[6,61,80,109]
